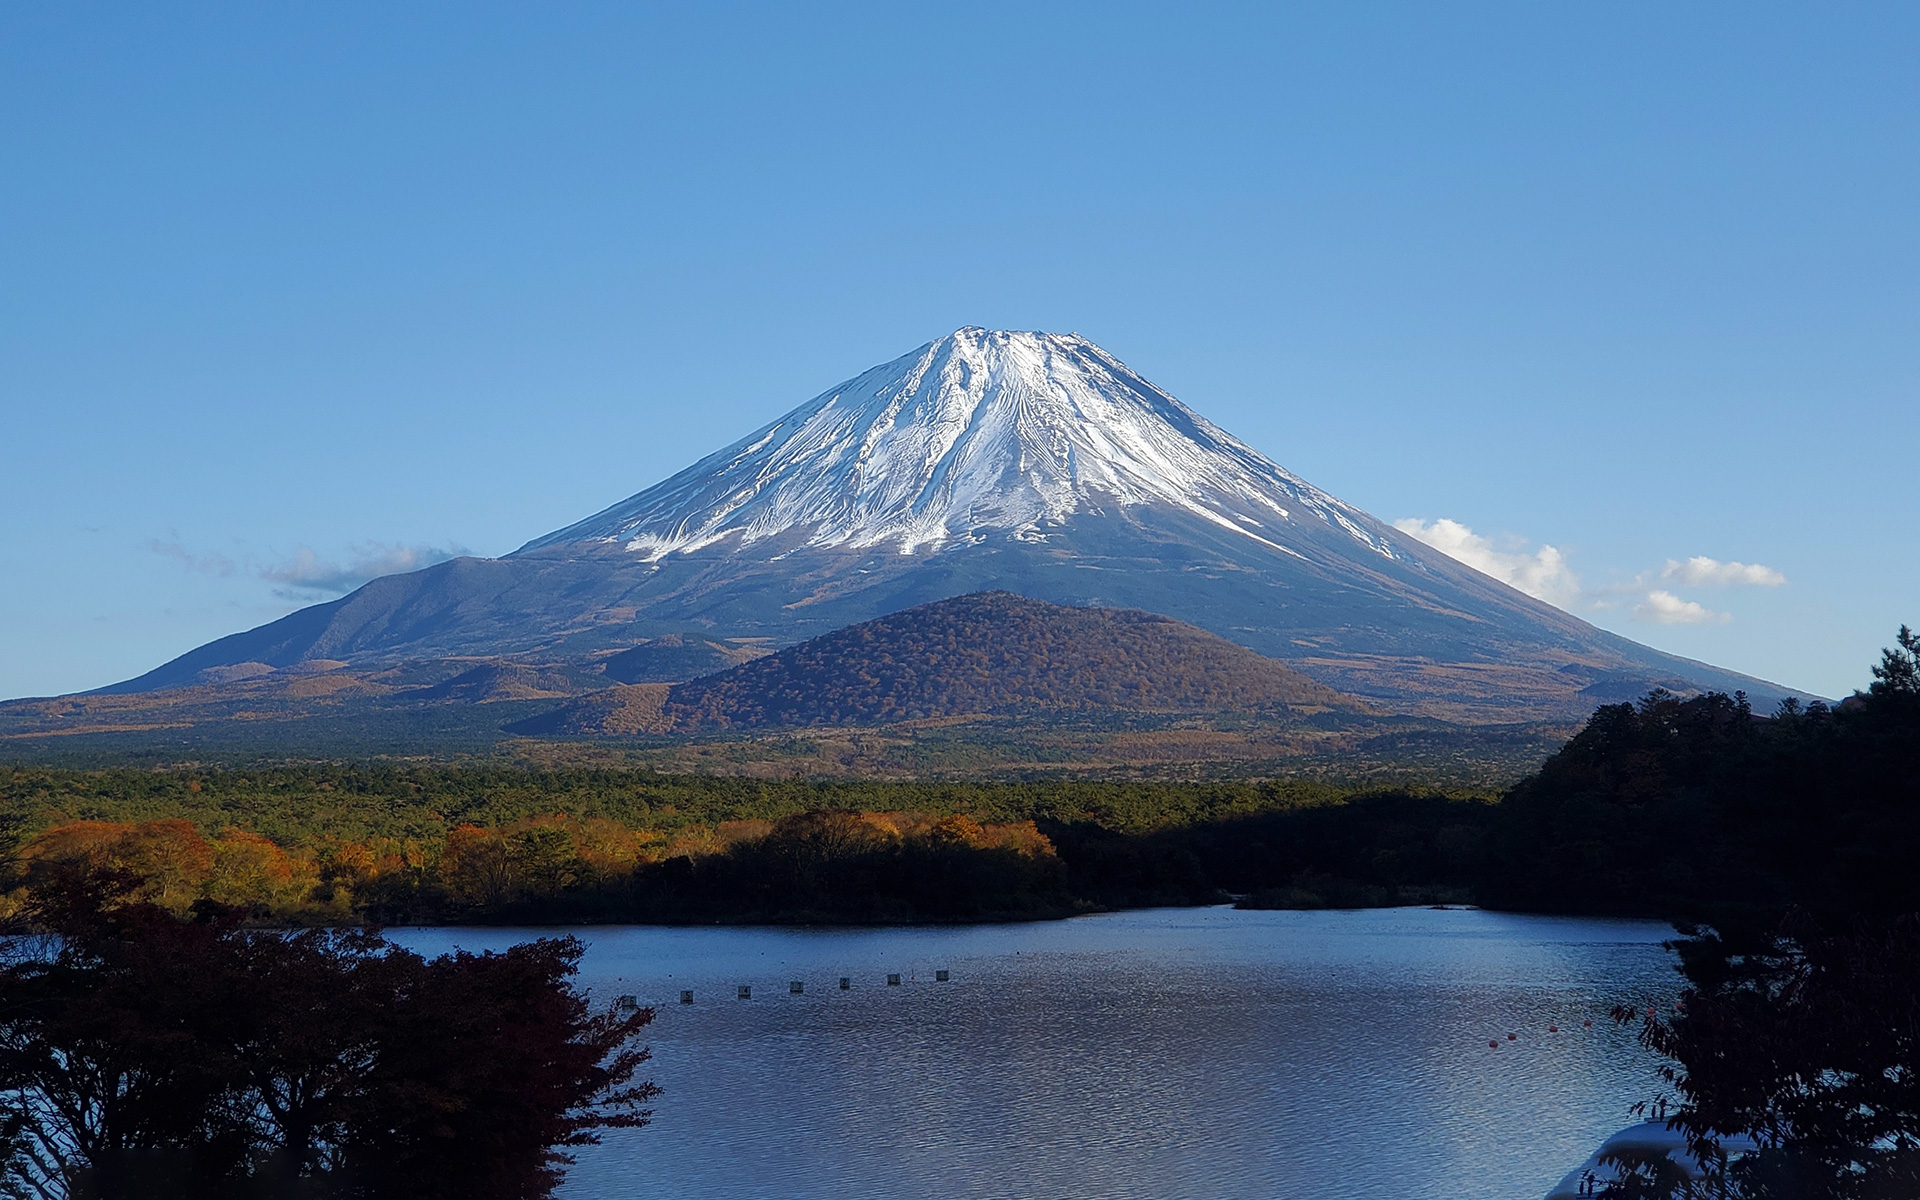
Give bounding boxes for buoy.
[1489,1040,1499,1048]
[1549,1025,1558,1033]
[1508,1033,1517,1041]
[1584,1019,1593,1027]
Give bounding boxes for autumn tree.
[0,867,656,1199]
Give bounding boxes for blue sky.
[2,2,1915,701]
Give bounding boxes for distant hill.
[512,593,1357,736]
[600,634,769,684]
[0,596,1569,781]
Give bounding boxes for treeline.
[0,791,1497,925]
[0,768,1467,923]
[1485,681,1920,930]
[1056,791,1492,910]
[0,810,1077,925]
[0,765,1363,844]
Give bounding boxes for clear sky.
[3,3,1915,702]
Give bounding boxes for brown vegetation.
[18,819,316,914]
[664,592,1355,728]
[0,809,1068,925]
[513,592,1361,738]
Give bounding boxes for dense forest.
[0,766,1484,924]
[1486,677,1920,930]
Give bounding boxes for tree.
[0,870,257,1196]
[1870,625,1920,699]
[1578,627,1920,1198]
[0,867,656,1199]
[339,940,656,1199]
[1620,916,1920,1199]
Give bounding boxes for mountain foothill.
[510,592,1356,738]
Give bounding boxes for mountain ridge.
[516,328,1393,564]
[88,328,1807,722]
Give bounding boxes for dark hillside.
[1482,668,1920,929]
[658,592,1358,731]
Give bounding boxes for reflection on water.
[395,907,1677,1200]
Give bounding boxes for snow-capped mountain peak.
[517,328,1394,561]
[104,327,1805,718]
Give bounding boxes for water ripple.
[394,907,1675,1200]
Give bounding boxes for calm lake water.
[396,907,1679,1200]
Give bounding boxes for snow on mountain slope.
[90,327,1809,719]
[517,328,1394,562]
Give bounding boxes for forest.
[0,767,1484,924]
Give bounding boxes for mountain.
[519,327,1389,562]
[513,593,1357,736]
[94,328,1802,721]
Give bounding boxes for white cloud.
[1392,518,1581,608]
[1660,556,1786,588]
[154,538,467,597]
[1633,589,1730,626]
[1394,518,1786,628]
[261,543,467,595]
[149,540,238,577]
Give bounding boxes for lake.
[396,906,1679,1200]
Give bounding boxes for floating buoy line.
[625,970,956,1005]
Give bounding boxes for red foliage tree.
[0,866,656,1199]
